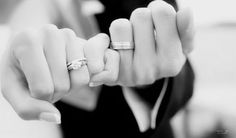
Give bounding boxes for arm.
[8,0,59,31]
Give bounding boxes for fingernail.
[89,82,102,87]
[39,112,61,124]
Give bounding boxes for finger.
[62,29,90,91]
[41,25,70,103]
[1,61,60,123]
[130,8,156,61]
[109,19,134,85]
[89,49,119,87]
[177,8,195,55]
[12,29,54,101]
[84,33,110,75]
[148,1,185,77]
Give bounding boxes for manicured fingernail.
[39,112,61,124]
[89,82,102,87]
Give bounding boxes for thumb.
[177,8,195,55]
[2,86,61,123]
[1,63,61,123]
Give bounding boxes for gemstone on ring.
[67,58,87,71]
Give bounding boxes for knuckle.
[61,28,76,39]
[97,33,110,41]
[76,37,87,46]
[133,62,157,85]
[183,42,194,55]
[148,0,176,18]
[144,78,156,85]
[108,70,118,83]
[106,49,120,62]
[1,87,8,100]
[17,108,31,120]
[16,101,32,120]
[113,50,120,58]
[41,24,58,38]
[89,62,104,74]
[162,59,183,76]
[42,24,58,31]
[12,30,40,58]
[54,82,70,94]
[14,29,38,44]
[60,28,77,45]
[131,8,152,21]
[135,77,147,86]
[135,78,145,86]
[135,71,156,85]
[147,69,157,84]
[30,84,54,100]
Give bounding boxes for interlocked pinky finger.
[89,49,120,87]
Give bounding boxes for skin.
[0,0,194,123]
[0,25,119,122]
[107,1,194,87]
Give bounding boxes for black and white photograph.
[0,0,235,138]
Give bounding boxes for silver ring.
[111,42,134,50]
[67,58,87,71]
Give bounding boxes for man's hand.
[106,0,194,87]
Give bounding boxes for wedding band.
[111,42,134,50]
[67,58,87,71]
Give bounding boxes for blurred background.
[0,0,236,138]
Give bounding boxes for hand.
[84,34,119,87]
[108,0,194,87]
[0,24,119,122]
[0,25,86,123]
[63,33,119,109]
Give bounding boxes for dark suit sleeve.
[155,60,195,128]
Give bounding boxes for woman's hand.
[1,25,86,123]
[0,24,119,123]
[108,0,194,87]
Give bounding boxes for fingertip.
[110,18,130,31]
[105,49,120,62]
[29,84,54,102]
[89,82,103,87]
[88,61,105,74]
[130,8,152,23]
[14,97,60,123]
[35,100,61,124]
[177,8,194,33]
[148,0,176,16]
[39,112,61,124]
[95,33,110,41]
[177,8,195,54]
[109,18,132,42]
